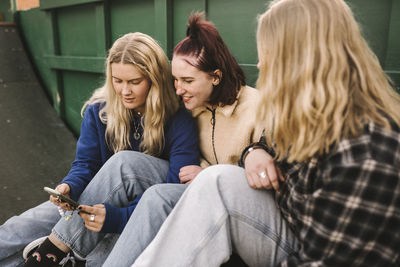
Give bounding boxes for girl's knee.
[191,165,246,194]
[141,184,163,202]
[141,184,184,208]
[103,151,145,172]
[110,150,142,163]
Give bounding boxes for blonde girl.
[1,32,199,267]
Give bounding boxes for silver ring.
[90,214,95,222]
[259,171,267,179]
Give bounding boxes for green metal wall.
[11,0,400,135]
[0,0,14,21]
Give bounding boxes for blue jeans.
[0,151,169,266]
[0,201,59,267]
[52,151,169,258]
[103,183,188,266]
[132,165,299,267]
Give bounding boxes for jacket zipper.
[207,107,219,164]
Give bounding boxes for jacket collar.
[191,88,243,118]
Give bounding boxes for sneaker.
[59,252,86,267]
[23,236,86,266]
[71,251,85,262]
[22,236,47,260]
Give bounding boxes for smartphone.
[43,186,80,209]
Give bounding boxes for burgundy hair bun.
[186,12,204,39]
[173,11,246,106]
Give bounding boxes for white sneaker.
[22,236,48,260]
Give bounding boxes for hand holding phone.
[44,186,79,209]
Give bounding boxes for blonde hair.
[82,32,179,155]
[256,0,400,163]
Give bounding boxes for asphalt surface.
[0,22,77,224]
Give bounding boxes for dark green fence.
[0,0,13,21]
[5,0,400,135]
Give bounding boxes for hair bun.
[186,12,205,39]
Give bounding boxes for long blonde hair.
[82,32,179,155]
[256,0,400,163]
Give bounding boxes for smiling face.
[111,62,150,113]
[172,56,216,110]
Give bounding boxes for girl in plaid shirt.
[130,0,400,266]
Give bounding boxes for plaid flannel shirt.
[275,121,400,266]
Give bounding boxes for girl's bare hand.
[179,165,204,184]
[78,204,106,232]
[49,183,74,210]
[244,149,285,190]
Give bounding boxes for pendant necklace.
[133,112,142,141]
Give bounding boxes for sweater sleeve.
[101,198,141,234]
[61,105,105,200]
[164,108,200,183]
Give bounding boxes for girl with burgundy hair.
[101,13,276,266]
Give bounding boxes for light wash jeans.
[0,151,169,267]
[0,201,59,267]
[103,183,188,266]
[133,165,299,267]
[52,151,169,259]
[0,200,118,267]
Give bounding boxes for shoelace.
[59,253,76,267]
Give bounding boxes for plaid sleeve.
[279,129,400,266]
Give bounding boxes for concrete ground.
[0,22,77,225]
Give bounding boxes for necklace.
[133,112,142,141]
